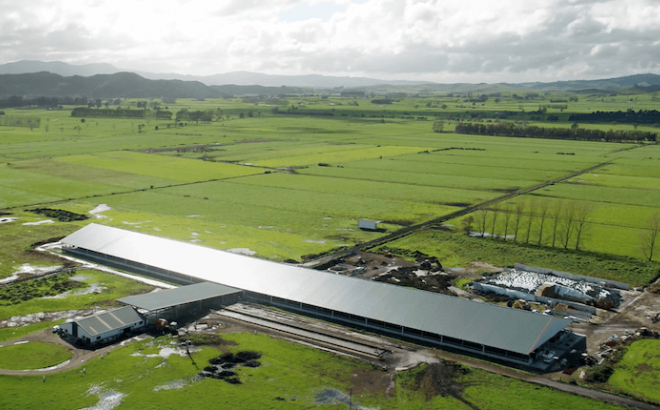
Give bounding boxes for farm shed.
[62,223,579,367]
[358,218,381,231]
[59,306,145,347]
[117,282,242,323]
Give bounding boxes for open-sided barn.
[61,223,581,367]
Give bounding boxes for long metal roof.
[62,223,570,355]
[76,306,143,336]
[118,282,241,311]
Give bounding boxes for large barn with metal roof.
[61,223,583,367]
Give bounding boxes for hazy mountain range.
[0,60,659,98]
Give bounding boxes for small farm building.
[358,218,381,231]
[59,306,145,347]
[62,223,581,367]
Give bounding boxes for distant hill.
[0,72,310,98]
[143,71,434,88]
[0,60,432,88]
[0,60,659,95]
[0,60,120,77]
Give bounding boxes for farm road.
[302,160,612,268]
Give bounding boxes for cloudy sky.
[1,0,659,83]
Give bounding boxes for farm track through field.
[303,160,613,268]
[1,171,268,211]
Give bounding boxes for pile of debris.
[480,268,622,309]
[374,266,455,294]
[200,351,261,384]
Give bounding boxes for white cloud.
[0,0,658,82]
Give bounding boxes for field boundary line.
[302,161,612,268]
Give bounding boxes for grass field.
[375,228,660,287]
[2,98,660,273]
[0,341,71,370]
[609,339,660,404]
[0,332,626,410]
[0,269,153,320]
[2,93,660,409]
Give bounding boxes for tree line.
[453,122,656,142]
[0,116,40,129]
[463,200,660,261]
[568,109,660,124]
[462,199,595,251]
[70,107,172,120]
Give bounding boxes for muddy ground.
[325,250,497,297]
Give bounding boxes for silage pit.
[200,351,262,384]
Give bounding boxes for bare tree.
[573,203,595,250]
[474,209,489,238]
[490,209,499,239]
[501,203,513,241]
[559,201,577,249]
[536,200,550,246]
[461,216,474,236]
[524,198,535,244]
[550,200,564,247]
[641,213,660,261]
[512,201,525,241]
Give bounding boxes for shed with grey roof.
[62,223,576,365]
[59,306,145,347]
[118,282,242,323]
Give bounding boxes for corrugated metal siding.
[63,224,569,355]
[118,282,241,311]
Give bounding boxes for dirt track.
[0,329,147,376]
[302,161,613,268]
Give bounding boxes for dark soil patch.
[635,363,653,377]
[585,365,614,383]
[443,202,471,208]
[29,208,88,222]
[405,361,478,408]
[351,368,394,395]
[200,351,262,384]
[30,236,67,249]
[0,211,10,216]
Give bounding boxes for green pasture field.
[374,228,660,287]
[0,341,71,370]
[0,215,83,280]
[300,157,560,190]
[0,269,152,320]
[609,339,660,404]
[1,96,660,270]
[55,151,262,183]
[0,332,624,410]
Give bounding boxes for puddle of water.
[70,275,92,282]
[304,240,326,244]
[89,204,111,219]
[153,376,202,392]
[34,359,70,372]
[0,264,62,284]
[226,248,256,256]
[315,388,378,410]
[79,391,125,410]
[0,217,19,224]
[23,219,54,226]
[43,283,107,299]
[1,310,81,328]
